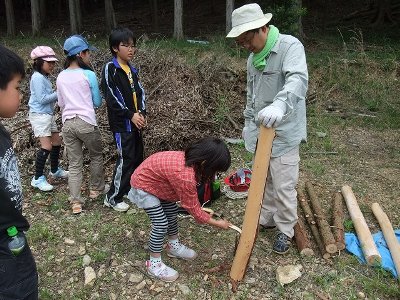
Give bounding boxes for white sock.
[168,238,181,251]
[149,255,162,268]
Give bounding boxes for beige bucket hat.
[227,3,272,38]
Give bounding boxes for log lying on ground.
[332,192,346,251]
[294,218,314,256]
[305,182,337,254]
[298,189,330,259]
[371,202,400,281]
[341,185,381,266]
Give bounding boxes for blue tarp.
[345,229,400,278]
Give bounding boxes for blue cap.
[63,35,96,56]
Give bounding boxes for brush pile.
[5,44,246,174]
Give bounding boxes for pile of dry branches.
[7,44,246,174]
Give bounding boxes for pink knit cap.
[30,46,58,62]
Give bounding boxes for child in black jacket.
[101,27,147,212]
[0,45,38,299]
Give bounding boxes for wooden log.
[332,192,346,251]
[305,182,337,254]
[298,189,331,259]
[230,127,275,288]
[371,202,400,281]
[294,218,314,256]
[341,185,381,266]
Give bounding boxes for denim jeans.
[62,117,105,203]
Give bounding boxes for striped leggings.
[144,201,179,253]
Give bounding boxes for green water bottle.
[7,226,26,256]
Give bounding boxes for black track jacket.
[101,57,146,133]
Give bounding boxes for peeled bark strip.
[371,202,400,280]
[341,185,381,266]
[230,127,275,287]
[298,189,330,259]
[294,218,314,256]
[305,182,337,254]
[332,192,346,251]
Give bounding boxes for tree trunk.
[69,0,82,34]
[150,0,159,32]
[104,0,117,33]
[372,0,396,27]
[226,0,234,34]
[31,0,42,36]
[40,0,46,25]
[230,127,275,290]
[332,192,345,251]
[296,0,306,41]
[5,0,16,36]
[371,202,400,281]
[298,188,330,259]
[305,182,337,254]
[173,0,183,40]
[294,218,314,256]
[341,185,381,266]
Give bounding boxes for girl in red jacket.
[128,137,231,282]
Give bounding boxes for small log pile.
[294,182,347,259]
[296,183,399,276]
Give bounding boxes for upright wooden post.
[226,0,234,34]
[31,0,42,36]
[173,0,183,40]
[5,0,16,36]
[230,127,275,288]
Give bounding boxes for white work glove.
[242,127,249,140]
[257,106,284,128]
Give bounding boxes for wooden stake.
[294,218,314,256]
[305,182,337,254]
[341,185,381,266]
[230,127,275,287]
[332,192,346,251]
[298,189,331,259]
[371,202,400,281]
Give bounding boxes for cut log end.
[323,252,331,259]
[300,248,314,256]
[366,255,382,266]
[336,242,346,251]
[326,243,338,254]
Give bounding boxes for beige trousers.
[62,117,105,203]
[259,146,300,238]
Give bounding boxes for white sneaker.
[103,197,129,212]
[31,175,54,192]
[146,261,179,282]
[49,167,69,179]
[166,243,198,260]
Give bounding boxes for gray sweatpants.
[259,146,300,238]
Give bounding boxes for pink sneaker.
[146,261,179,282]
[166,243,198,260]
